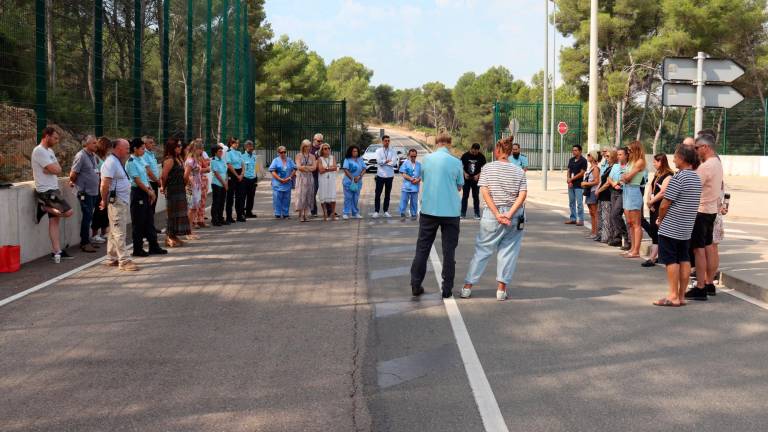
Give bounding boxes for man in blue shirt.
[242,140,259,218]
[410,133,464,299]
[126,138,166,257]
[225,138,246,223]
[510,143,529,172]
[141,136,162,227]
[399,148,421,220]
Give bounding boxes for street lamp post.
[542,0,549,190]
[587,0,599,153]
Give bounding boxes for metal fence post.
[94,0,104,137]
[186,0,193,141]
[35,0,47,141]
[234,0,241,140]
[133,0,142,138]
[205,0,212,149]
[220,0,229,142]
[161,0,169,142]
[764,99,768,156]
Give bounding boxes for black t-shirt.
[568,156,588,188]
[461,152,487,177]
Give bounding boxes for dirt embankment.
[0,104,81,183]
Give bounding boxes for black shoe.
[705,283,717,296]
[148,247,168,255]
[226,219,235,224]
[246,213,257,218]
[236,217,247,222]
[608,241,622,247]
[222,221,231,225]
[442,291,453,299]
[594,237,603,242]
[641,259,657,268]
[59,250,75,260]
[684,287,708,301]
[621,245,631,251]
[133,249,149,257]
[412,287,425,297]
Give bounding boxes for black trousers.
[244,177,257,215]
[461,178,480,217]
[149,181,159,214]
[130,188,159,251]
[410,213,461,295]
[374,176,394,213]
[226,168,246,220]
[311,171,319,216]
[609,189,627,244]
[211,184,226,224]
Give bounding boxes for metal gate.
[493,102,583,169]
[264,100,347,165]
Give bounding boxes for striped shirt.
[658,169,702,240]
[478,161,527,208]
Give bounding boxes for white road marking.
[429,247,509,432]
[720,288,768,311]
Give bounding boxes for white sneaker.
[497,290,508,301]
[460,288,472,299]
[342,214,349,220]
[354,214,363,219]
[383,212,392,218]
[91,235,106,244]
[371,212,380,219]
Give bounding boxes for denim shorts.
[585,190,597,205]
[622,185,643,211]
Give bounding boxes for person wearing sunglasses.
[269,146,297,219]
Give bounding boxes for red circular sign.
[558,121,569,135]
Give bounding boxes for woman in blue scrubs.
[269,146,297,218]
[342,145,365,219]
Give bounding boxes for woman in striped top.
[461,137,528,301]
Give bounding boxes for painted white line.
[0,242,133,308]
[720,288,768,311]
[429,247,509,432]
[726,228,747,234]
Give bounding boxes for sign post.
[558,122,568,171]
[662,54,745,134]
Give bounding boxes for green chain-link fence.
[264,100,347,164]
[493,101,583,170]
[0,0,255,183]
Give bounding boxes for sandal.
[653,298,681,307]
[624,254,641,259]
[641,259,657,267]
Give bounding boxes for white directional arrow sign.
[663,57,745,83]
[662,83,745,109]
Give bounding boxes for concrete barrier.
[648,154,768,177]
[0,179,169,264]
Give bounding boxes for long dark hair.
[654,153,674,178]
[163,137,181,160]
[345,145,361,159]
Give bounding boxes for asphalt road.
[1,132,767,431]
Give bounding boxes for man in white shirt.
[32,126,75,262]
[99,138,139,272]
[372,135,398,218]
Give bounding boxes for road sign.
[663,57,745,83]
[558,121,568,136]
[662,83,745,109]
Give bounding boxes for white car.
[362,144,405,173]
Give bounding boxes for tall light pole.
[587,0,599,153]
[550,0,557,171]
[542,0,549,190]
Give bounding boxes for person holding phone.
[460,137,528,301]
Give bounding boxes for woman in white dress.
[317,143,338,221]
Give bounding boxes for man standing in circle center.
[460,143,486,219]
[410,133,464,299]
[372,135,397,218]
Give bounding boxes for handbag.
[348,181,359,192]
[0,245,21,273]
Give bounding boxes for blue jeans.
[464,207,525,286]
[568,187,584,222]
[343,186,361,216]
[399,191,418,216]
[273,189,291,217]
[79,194,99,245]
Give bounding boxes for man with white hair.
[310,133,324,217]
[99,139,139,272]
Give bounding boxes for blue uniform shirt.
[210,157,229,187]
[400,159,421,193]
[420,147,464,217]
[126,155,150,188]
[342,157,365,188]
[242,151,258,179]
[269,157,296,192]
[142,151,161,180]
[227,149,243,170]
[609,163,625,183]
[510,154,529,170]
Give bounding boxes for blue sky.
[265,0,572,89]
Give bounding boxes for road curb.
[526,196,767,304]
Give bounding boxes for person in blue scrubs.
[341,145,365,219]
[269,146,296,218]
[399,148,421,219]
[209,145,229,226]
[242,140,259,218]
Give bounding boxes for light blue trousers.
[343,186,361,216]
[272,189,291,217]
[399,191,418,216]
[568,187,584,222]
[464,207,526,286]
